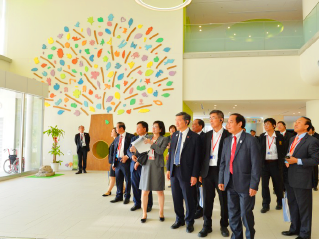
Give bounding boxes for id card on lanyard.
[149,138,157,160]
[267,135,275,155]
[210,133,222,160]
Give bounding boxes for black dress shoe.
[276,205,282,210]
[282,231,298,236]
[221,227,230,237]
[83,170,87,173]
[195,209,203,219]
[141,218,147,223]
[159,217,165,222]
[186,224,194,233]
[123,198,130,204]
[296,236,304,239]
[260,207,270,213]
[75,171,82,174]
[110,197,123,203]
[198,227,212,237]
[171,221,185,229]
[147,206,152,212]
[130,205,141,211]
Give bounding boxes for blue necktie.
[174,133,183,165]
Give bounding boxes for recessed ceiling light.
[266,32,269,34]
[228,27,230,29]
[277,25,280,27]
[234,33,236,36]
[199,26,201,28]
[233,107,235,109]
[199,29,202,31]
[293,113,295,114]
[234,105,237,106]
[298,112,300,113]
[214,105,217,106]
[249,35,251,37]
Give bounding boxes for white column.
[24,95,33,171]
[306,100,319,130]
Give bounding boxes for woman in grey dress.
[139,121,169,223]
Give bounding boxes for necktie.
[290,136,299,155]
[174,133,183,165]
[229,136,237,174]
[118,135,123,156]
[81,134,83,141]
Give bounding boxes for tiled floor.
[0,170,318,239]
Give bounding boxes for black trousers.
[171,165,195,225]
[193,181,202,213]
[261,161,283,208]
[313,166,318,188]
[227,176,255,239]
[115,160,131,199]
[288,186,313,239]
[77,147,88,171]
[202,166,228,228]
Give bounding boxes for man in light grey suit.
[218,113,262,239]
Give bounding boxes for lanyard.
[289,136,302,154]
[267,135,275,150]
[212,133,222,153]
[151,137,157,155]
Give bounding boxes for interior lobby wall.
[3,0,184,168]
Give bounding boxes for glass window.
[0,0,5,55]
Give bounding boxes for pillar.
[306,100,319,131]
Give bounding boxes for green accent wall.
[183,102,193,121]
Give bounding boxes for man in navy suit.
[167,112,201,233]
[282,117,319,239]
[74,125,90,174]
[218,113,262,239]
[128,121,153,212]
[110,122,134,204]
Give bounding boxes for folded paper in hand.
[131,136,151,153]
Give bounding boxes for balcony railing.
[184,20,304,52]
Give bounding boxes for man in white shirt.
[198,110,231,238]
[74,125,90,174]
[259,118,285,213]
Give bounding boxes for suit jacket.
[75,132,90,153]
[259,131,285,168]
[147,135,169,168]
[312,132,319,140]
[167,129,201,182]
[219,132,262,194]
[108,140,115,164]
[201,128,231,178]
[283,131,295,153]
[287,134,319,189]
[112,132,134,167]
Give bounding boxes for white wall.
[184,56,319,101]
[303,0,319,19]
[4,0,183,168]
[300,38,319,85]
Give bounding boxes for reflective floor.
[0,170,318,239]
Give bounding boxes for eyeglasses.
[209,117,220,120]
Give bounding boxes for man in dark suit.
[167,112,201,233]
[250,130,259,140]
[127,121,153,212]
[308,126,319,191]
[110,122,134,204]
[218,113,262,239]
[277,121,295,148]
[282,117,319,239]
[74,125,90,174]
[259,118,285,213]
[191,118,205,220]
[198,110,230,238]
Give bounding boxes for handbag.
[137,152,149,166]
[282,191,291,222]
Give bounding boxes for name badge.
[149,156,154,160]
[210,155,217,160]
[267,151,272,155]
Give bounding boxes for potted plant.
[43,125,65,172]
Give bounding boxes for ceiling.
[186,0,303,24]
[186,100,307,120]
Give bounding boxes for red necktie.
[80,134,83,141]
[117,135,123,152]
[229,136,237,174]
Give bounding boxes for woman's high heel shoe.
[141,217,147,223]
[102,191,111,197]
[159,216,165,222]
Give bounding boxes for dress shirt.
[210,127,224,166]
[118,132,126,158]
[280,130,286,136]
[174,128,190,164]
[231,130,243,150]
[197,130,203,135]
[289,132,307,165]
[265,131,278,160]
[80,133,86,146]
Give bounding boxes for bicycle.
[3,149,25,174]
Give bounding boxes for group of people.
[74,111,319,239]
